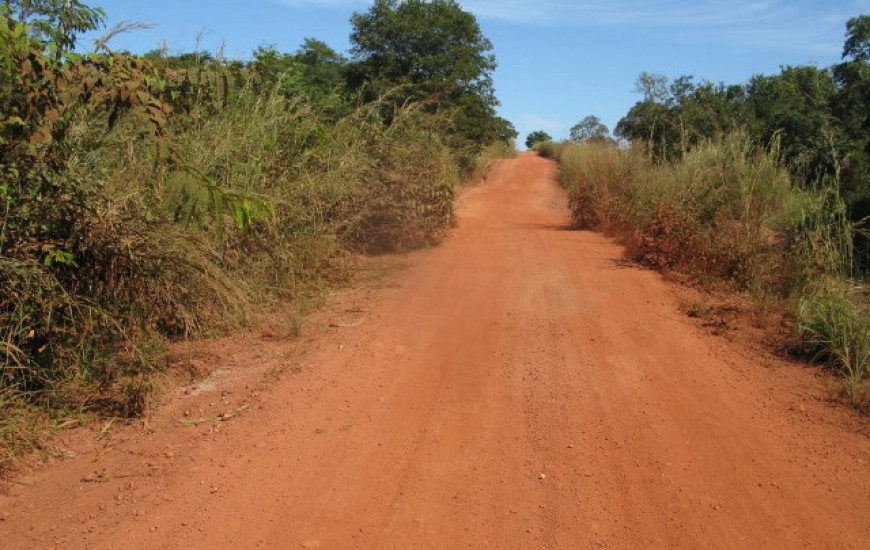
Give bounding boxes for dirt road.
[2,154,870,549]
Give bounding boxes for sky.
[80,0,870,144]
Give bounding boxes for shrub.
[797,279,870,406]
[557,133,840,294]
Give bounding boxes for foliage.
[525,130,552,149]
[615,17,870,273]
[844,15,870,62]
[466,139,517,182]
[533,139,561,159]
[3,0,106,60]
[569,115,611,144]
[349,0,494,95]
[0,0,512,470]
[557,135,848,293]
[347,0,515,160]
[797,278,870,407]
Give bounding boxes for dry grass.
[1,73,467,472]
[554,134,868,408]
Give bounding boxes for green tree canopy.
[347,0,511,158]
[525,131,552,149]
[747,65,838,170]
[295,38,346,96]
[349,0,495,96]
[844,15,870,62]
[4,0,106,59]
[570,115,610,143]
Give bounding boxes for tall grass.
[554,134,870,406]
[558,134,843,293]
[1,64,467,470]
[532,140,561,159]
[797,278,870,405]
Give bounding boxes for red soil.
[2,153,869,549]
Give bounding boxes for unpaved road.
[2,154,870,549]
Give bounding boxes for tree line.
[530,15,870,269]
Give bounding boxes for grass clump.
[797,279,870,406]
[533,140,561,159]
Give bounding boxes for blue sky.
[81,0,870,144]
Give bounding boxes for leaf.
[29,127,51,145]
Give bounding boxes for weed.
[796,279,870,407]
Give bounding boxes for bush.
[533,140,560,159]
[797,279,870,406]
[466,140,517,182]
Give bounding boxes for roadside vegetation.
[544,15,870,409]
[0,0,516,471]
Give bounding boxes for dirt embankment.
[2,153,869,549]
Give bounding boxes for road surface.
[2,153,869,549]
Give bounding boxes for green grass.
[797,279,870,406]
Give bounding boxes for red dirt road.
[2,154,870,549]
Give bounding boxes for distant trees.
[614,14,870,270]
[569,115,611,143]
[525,131,552,149]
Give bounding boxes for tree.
[349,0,495,96]
[347,0,507,156]
[569,115,610,143]
[525,131,552,149]
[844,15,870,62]
[747,65,838,171]
[294,38,346,98]
[634,71,669,103]
[834,15,870,235]
[4,0,106,60]
[616,72,751,160]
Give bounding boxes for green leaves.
[7,0,106,61]
[164,169,274,236]
[525,131,552,149]
[348,0,505,155]
[41,248,76,268]
[844,15,870,62]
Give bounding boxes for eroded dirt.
[2,153,869,549]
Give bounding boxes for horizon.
[80,0,870,143]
